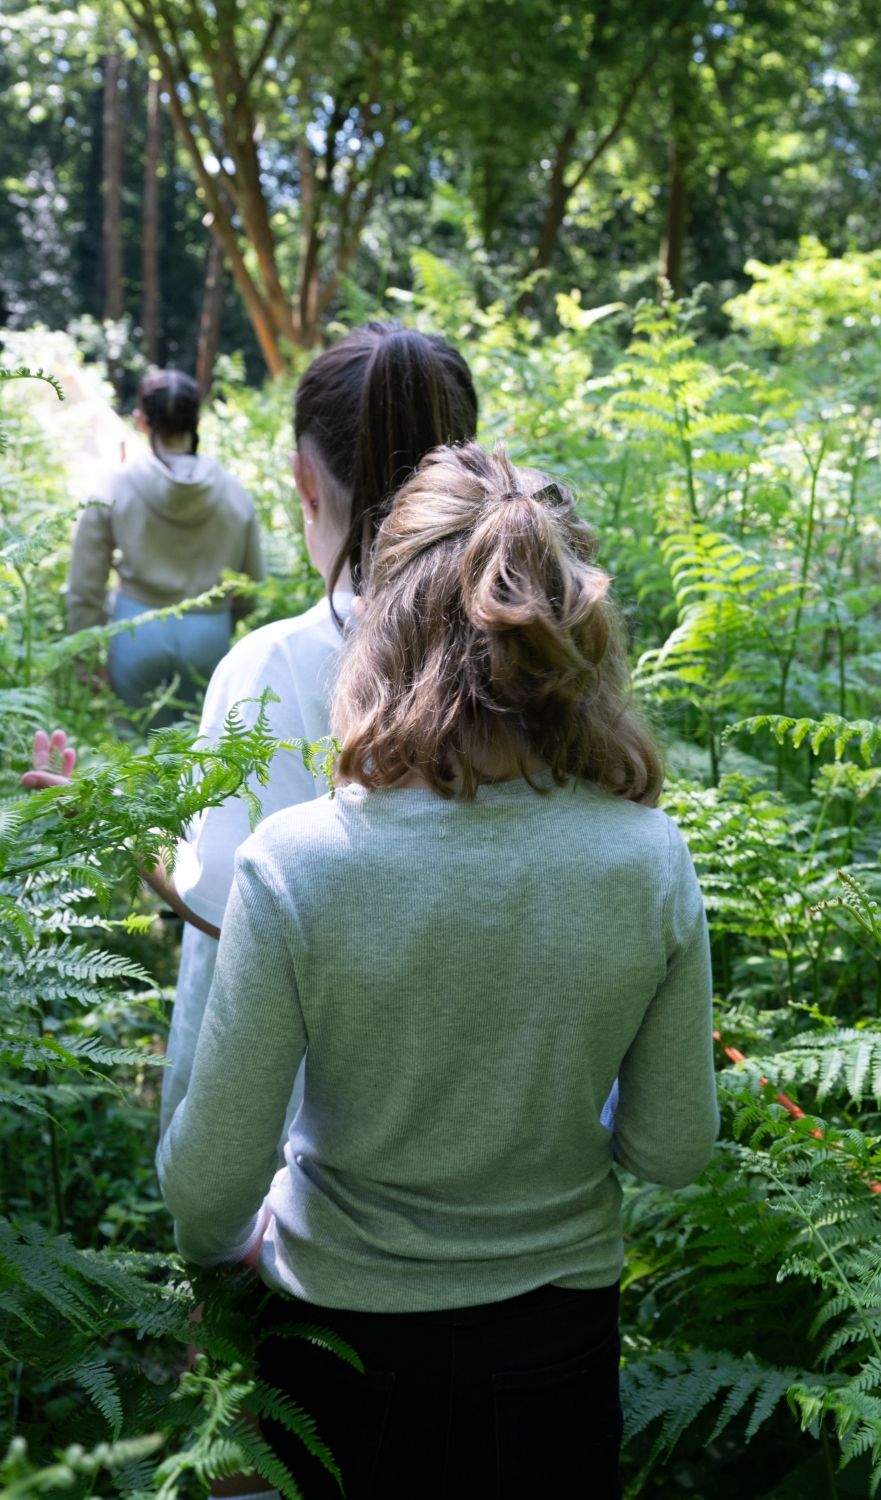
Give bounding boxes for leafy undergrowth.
[8,261,881,1493]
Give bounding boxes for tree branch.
[244,10,283,87]
[521,3,690,294]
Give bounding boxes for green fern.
[268,1321,364,1372]
[0,1434,163,1500]
[225,1424,308,1500]
[635,529,794,688]
[734,712,881,763]
[248,1380,342,1486]
[722,1025,881,1108]
[622,1347,801,1459]
[59,1356,123,1438]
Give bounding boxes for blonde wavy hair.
[333,442,663,802]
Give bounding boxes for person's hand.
[241,1207,273,1271]
[20,729,77,790]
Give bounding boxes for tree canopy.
[3,0,881,378]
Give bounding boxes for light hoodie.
[66,450,265,632]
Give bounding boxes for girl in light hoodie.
[66,369,264,721]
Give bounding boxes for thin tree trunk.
[659,137,688,296]
[659,52,691,298]
[102,46,124,396]
[102,47,124,321]
[196,235,224,396]
[142,73,161,365]
[526,124,578,284]
[517,25,671,312]
[142,38,284,374]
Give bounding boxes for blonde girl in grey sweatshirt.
[159,442,718,1500]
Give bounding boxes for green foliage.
[12,262,881,1496]
[0,371,342,1491]
[726,239,881,356]
[0,1433,165,1500]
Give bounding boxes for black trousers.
[257,1280,621,1500]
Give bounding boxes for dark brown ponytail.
[139,369,201,454]
[293,320,478,598]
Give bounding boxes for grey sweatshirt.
[66,452,265,631]
[158,773,718,1313]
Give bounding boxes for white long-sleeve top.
[159,593,354,1140]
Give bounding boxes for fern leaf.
[249,1379,342,1482]
[0,896,34,946]
[622,1347,801,1456]
[265,1321,364,1372]
[225,1423,307,1500]
[706,1354,769,1443]
[746,1367,795,1438]
[62,1357,123,1438]
[655,1353,732,1453]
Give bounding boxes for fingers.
[32,730,50,769]
[20,770,73,789]
[33,729,66,768]
[23,729,75,789]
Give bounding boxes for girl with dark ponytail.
[66,368,265,722]
[157,323,477,1139]
[294,320,478,599]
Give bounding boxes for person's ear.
[292,449,319,525]
[134,409,149,435]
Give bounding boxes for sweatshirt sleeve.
[157,842,307,1264]
[612,820,718,1188]
[66,502,115,632]
[232,508,266,621]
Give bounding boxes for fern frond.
[622,1346,801,1457]
[265,1321,364,1372]
[248,1379,342,1482]
[60,1356,123,1438]
[0,365,64,400]
[732,713,881,763]
[224,1424,307,1500]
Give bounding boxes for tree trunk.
[121,0,387,372]
[142,73,161,365]
[196,236,224,397]
[102,46,124,395]
[527,124,579,284]
[659,137,688,296]
[516,44,659,313]
[658,49,691,299]
[102,48,124,320]
[141,37,285,375]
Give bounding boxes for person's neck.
[392,749,547,792]
[156,432,194,455]
[321,558,354,595]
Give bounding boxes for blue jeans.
[258,1280,621,1499]
[109,594,232,724]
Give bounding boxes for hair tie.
[531,482,567,506]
